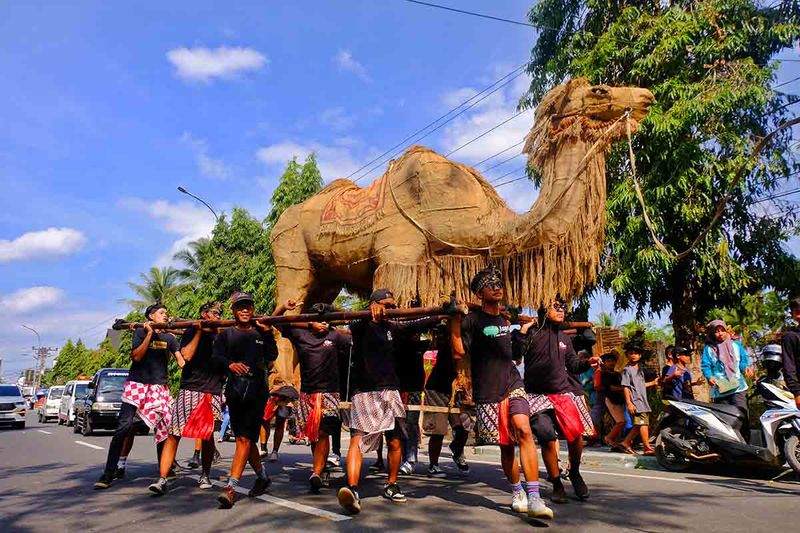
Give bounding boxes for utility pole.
[21,325,57,391]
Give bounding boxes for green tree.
[708,289,792,347]
[265,154,324,229]
[124,266,185,310]
[523,0,800,344]
[173,237,211,285]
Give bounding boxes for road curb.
[467,446,661,471]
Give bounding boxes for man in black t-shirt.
[212,292,279,509]
[336,289,439,515]
[94,303,182,490]
[148,302,225,495]
[275,300,352,494]
[451,268,553,521]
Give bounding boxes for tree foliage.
[707,289,792,347]
[124,266,185,310]
[523,0,800,343]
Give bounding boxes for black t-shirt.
[425,340,455,394]
[211,326,279,381]
[179,328,224,395]
[600,370,624,405]
[282,326,350,394]
[349,317,439,395]
[461,310,523,404]
[514,323,590,395]
[395,333,430,393]
[129,329,180,385]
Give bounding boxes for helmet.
[760,344,783,364]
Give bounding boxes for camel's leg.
[372,231,432,306]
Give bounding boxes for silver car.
[0,384,28,429]
[38,386,64,423]
[58,380,90,426]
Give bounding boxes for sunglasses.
[552,302,566,311]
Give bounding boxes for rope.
[624,114,800,261]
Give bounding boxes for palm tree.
[173,237,211,283]
[124,266,184,310]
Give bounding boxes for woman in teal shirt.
[701,320,754,416]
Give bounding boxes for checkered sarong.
[526,392,594,439]
[170,389,223,438]
[122,380,172,443]
[350,389,405,453]
[297,391,340,443]
[475,387,527,446]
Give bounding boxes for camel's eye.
[591,87,609,95]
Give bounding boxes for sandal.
[620,445,639,455]
[641,449,655,456]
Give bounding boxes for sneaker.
[148,477,168,496]
[187,453,200,469]
[550,478,568,504]
[399,461,414,476]
[427,465,447,478]
[382,482,407,503]
[198,475,213,490]
[248,476,272,497]
[218,486,236,508]
[259,448,268,458]
[326,453,341,470]
[94,473,114,490]
[114,467,126,480]
[309,473,323,494]
[337,486,361,514]
[511,490,527,513]
[569,471,589,501]
[451,453,470,473]
[267,451,278,463]
[321,470,331,488]
[527,495,554,520]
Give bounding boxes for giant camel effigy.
[269,78,654,383]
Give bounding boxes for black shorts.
[530,409,559,443]
[350,417,407,442]
[226,384,268,442]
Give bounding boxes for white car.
[0,384,28,429]
[38,386,64,423]
[58,380,90,426]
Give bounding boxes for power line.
[473,140,525,168]
[483,152,525,173]
[495,175,530,188]
[400,0,536,28]
[350,63,528,182]
[445,109,527,157]
[490,165,527,184]
[774,75,800,89]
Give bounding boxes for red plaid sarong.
[526,392,594,442]
[122,380,172,443]
[297,392,340,443]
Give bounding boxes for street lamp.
[177,186,219,221]
[21,324,43,392]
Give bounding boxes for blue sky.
[1,1,797,381]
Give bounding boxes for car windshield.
[75,384,88,398]
[98,375,127,394]
[49,388,64,399]
[0,385,21,396]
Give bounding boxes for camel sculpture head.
[524,78,655,171]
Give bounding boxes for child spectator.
[662,347,704,400]
[619,345,659,455]
[597,352,626,448]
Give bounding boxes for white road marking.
[37,429,52,434]
[581,469,705,485]
[74,440,105,451]
[186,474,351,522]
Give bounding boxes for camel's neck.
[506,134,608,250]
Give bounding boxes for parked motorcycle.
[654,377,800,475]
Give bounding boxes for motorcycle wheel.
[655,426,692,472]
[784,435,800,475]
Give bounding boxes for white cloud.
[320,107,356,131]
[0,227,86,263]
[166,46,268,82]
[256,140,365,182]
[0,286,64,314]
[180,133,231,179]
[119,198,215,266]
[334,49,371,82]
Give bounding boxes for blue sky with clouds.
[1,1,797,381]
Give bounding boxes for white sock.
[117,457,127,469]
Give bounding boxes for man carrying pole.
[450,268,553,520]
[336,289,440,514]
[148,301,225,495]
[94,303,182,490]
[211,292,279,508]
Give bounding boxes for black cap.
[230,291,255,306]
[369,289,394,303]
[144,302,166,319]
[673,346,691,356]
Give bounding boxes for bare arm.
[180,329,202,362]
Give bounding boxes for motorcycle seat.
[675,398,745,420]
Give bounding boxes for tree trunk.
[669,260,695,348]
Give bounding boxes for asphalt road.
[1,413,798,532]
